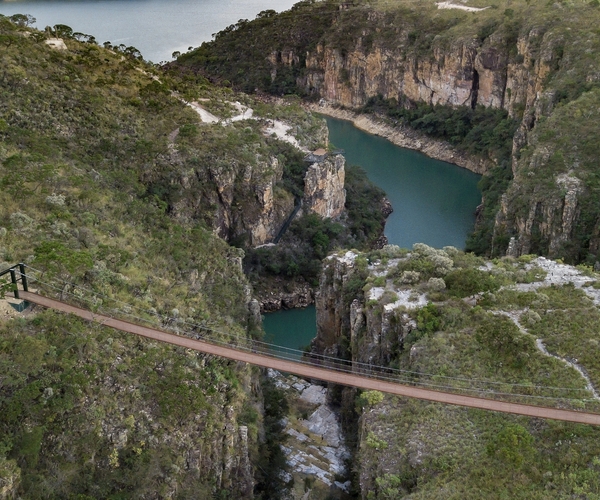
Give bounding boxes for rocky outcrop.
[296,30,538,118]
[257,278,314,312]
[0,458,19,499]
[500,173,584,258]
[272,21,583,258]
[314,249,423,365]
[313,251,358,354]
[312,246,600,499]
[172,154,295,247]
[303,154,346,219]
[267,369,351,496]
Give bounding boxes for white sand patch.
[45,38,68,50]
[135,67,162,82]
[384,290,428,311]
[368,283,427,311]
[511,257,598,302]
[264,120,307,151]
[180,99,306,151]
[186,101,220,123]
[368,287,385,300]
[436,2,488,12]
[330,251,358,266]
[229,101,254,121]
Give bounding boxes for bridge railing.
[12,263,600,409]
[0,263,28,299]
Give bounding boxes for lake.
[0,0,298,63]
[326,117,482,250]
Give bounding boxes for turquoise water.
[0,0,297,63]
[326,116,482,250]
[262,306,316,360]
[265,118,482,349]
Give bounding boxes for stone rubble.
[267,369,351,493]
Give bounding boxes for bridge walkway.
[18,291,600,426]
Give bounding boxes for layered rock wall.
[314,251,416,365]
[173,155,294,247]
[293,28,559,121]
[270,23,580,259]
[303,154,346,219]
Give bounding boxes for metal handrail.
[0,263,28,299]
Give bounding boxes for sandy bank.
[306,103,491,175]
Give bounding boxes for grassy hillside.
[0,16,334,497]
[324,244,600,498]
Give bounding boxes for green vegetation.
[0,16,328,497]
[499,87,600,263]
[328,246,600,498]
[175,1,340,94]
[180,0,600,262]
[253,378,291,499]
[363,97,518,163]
[0,312,250,497]
[244,164,386,287]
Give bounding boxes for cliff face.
[303,154,346,220]
[314,248,426,365]
[288,27,558,121]
[495,86,600,261]
[171,153,294,247]
[313,245,600,498]
[184,1,600,261]
[269,19,594,260]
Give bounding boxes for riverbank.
[307,103,492,175]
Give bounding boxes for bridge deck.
[19,291,600,426]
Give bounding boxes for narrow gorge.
[180,0,600,265]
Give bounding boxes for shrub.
[445,268,500,297]
[400,270,420,284]
[357,390,384,408]
[427,277,446,292]
[487,424,535,468]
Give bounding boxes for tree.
[9,14,35,27]
[33,241,93,279]
[52,24,74,39]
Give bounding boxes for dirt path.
[19,291,600,426]
[436,2,488,12]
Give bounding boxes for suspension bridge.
[3,263,600,426]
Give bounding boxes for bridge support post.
[9,268,19,299]
[19,263,28,292]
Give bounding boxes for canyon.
[183,0,600,264]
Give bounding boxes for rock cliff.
[313,244,600,498]
[271,17,595,261]
[185,1,600,263]
[172,154,294,246]
[302,154,346,220]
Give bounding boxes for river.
[265,117,481,350]
[0,0,297,63]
